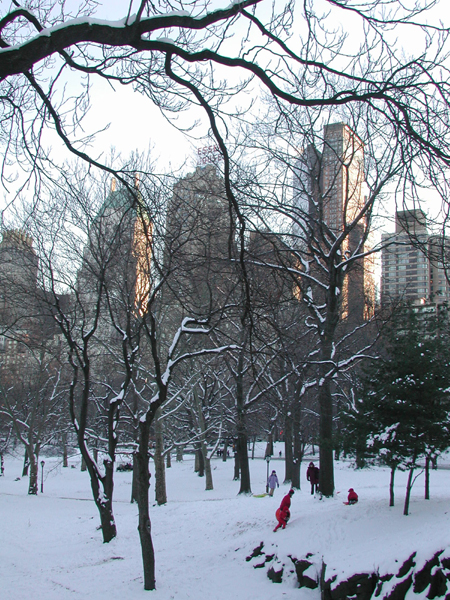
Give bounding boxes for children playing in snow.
[267,470,279,496]
[347,488,358,504]
[273,489,294,531]
[306,461,320,495]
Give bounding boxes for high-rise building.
[321,123,366,233]
[0,230,38,319]
[292,144,321,247]
[0,229,65,373]
[381,209,450,306]
[78,180,153,317]
[292,123,375,320]
[163,164,236,316]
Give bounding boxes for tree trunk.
[291,406,303,489]
[236,413,251,494]
[194,448,200,472]
[233,448,240,480]
[79,443,117,542]
[265,431,273,458]
[131,451,139,503]
[154,412,167,505]
[291,457,301,490]
[334,398,342,461]
[389,465,396,507]
[136,418,156,590]
[284,415,293,483]
[166,451,171,469]
[318,375,334,497]
[28,452,38,495]
[176,446,183,462]
[0,453,4,475]
[62,433,68,468]
[81,455,87,471]
[251,437,256,460]
[355,446,366,469]
[22,450,29,477]
[98,458,117,542]
[197,446,205,477]
[204,455,213,490]
[96,492,116,542]
[403,467,414,516]
[234,343,251,494]
[425,455,430,500]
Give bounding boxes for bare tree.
[0,349,66,494]
[16,166,154,540]
[2,0,450,586]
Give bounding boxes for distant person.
[306,461,319,495]
[347,488,358,505]
[267,470,279,496]
[273,489,294,531]
[279,451,282,457]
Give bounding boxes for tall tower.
[321,123,365,233]
[294,123,374,320]
[78,182,153,320]
[292,145,321,248]
[163,164,236,316]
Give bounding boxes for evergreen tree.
[343,304,450,514]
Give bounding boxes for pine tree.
[343,304,450,514]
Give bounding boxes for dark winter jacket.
[307,464,319,485]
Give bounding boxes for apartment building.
[381,209,450,306]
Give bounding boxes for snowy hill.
[2,445,450,599]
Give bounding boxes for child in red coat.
[347,488,358,504]
[273,489,295,531]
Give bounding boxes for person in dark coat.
[273,489,294,531]
[306,461,319,495]
[267,470,279,496]
[348,488,358,504]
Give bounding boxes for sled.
[253,493,268,498]
[275,508,290,523]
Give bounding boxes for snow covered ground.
[2,443,450,599]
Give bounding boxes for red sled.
[275,508,290,523]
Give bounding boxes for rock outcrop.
[246,543,450,598]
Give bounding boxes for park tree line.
[1,0,450,592]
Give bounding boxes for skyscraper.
[321,123,366,232]
[293,122,375,320]
[78,181,153,316]
[163,164,236,316]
